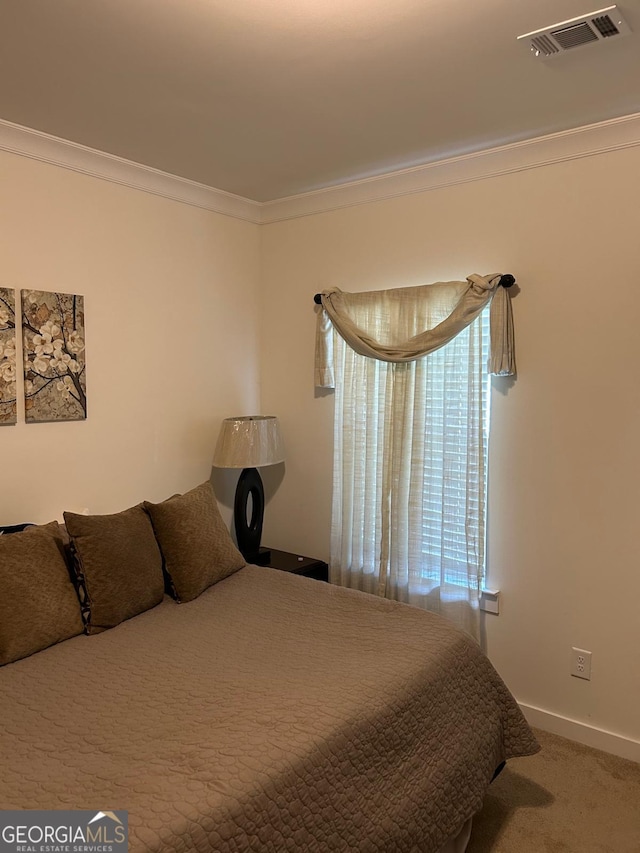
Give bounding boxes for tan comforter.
[0,565,538,852]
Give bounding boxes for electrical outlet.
[480,589,500,615]
[571,647,592,680]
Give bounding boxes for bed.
[0,483,539,852]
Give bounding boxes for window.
[330,306,490,638]
[418,310,490,589]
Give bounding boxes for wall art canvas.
[0,288,17,425]
[21,289,87,423]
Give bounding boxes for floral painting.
[22,289,87,422]
[0,288,17,425]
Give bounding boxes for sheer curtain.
[318,275,512,640]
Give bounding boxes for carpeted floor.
[467,729,640,852]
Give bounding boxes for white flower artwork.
[0,288,17,425]
[21,289,87,422]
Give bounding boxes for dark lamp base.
[234,467,267,564]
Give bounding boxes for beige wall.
[0,151,261,525]
[260,145,640,748]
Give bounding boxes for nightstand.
[261,548,329,582]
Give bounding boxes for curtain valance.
[315,273,515,388]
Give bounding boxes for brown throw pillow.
[144,481,245,603]
[0,521,84,665]
[64,505,165,634]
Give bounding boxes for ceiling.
[1,0,639,202]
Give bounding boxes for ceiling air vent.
[517,5,632,59]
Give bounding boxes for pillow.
[64,505,165,634]
[0,522,35,535]
[0,521,84,665]
[144,481,245,603]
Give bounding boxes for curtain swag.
[314,273,516,389]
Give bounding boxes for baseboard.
[519,702,640,764]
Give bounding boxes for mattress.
[0,564,539,851]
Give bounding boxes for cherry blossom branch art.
[0,287,17,425]
[21,289,87,423]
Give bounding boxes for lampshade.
[212,415,284,469]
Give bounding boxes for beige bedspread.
[0,565,538,852]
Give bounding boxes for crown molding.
[0,118,262,224]
[2,112,640,225]
[260,111,640,223]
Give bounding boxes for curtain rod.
[313,274,515,304]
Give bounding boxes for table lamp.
[212,415,284,564]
